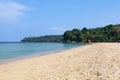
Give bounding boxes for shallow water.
[0,42,86,63]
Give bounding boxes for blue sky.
[0,0,120,41]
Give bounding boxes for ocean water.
[0,42,86,63]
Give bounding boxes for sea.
[0,42,87,63]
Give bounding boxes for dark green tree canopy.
[63,24,120,42]
[21,35,63,42]
[21,24,120,43]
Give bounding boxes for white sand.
[0,43,120,80]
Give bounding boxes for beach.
[0,43,120,80]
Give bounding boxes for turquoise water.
[0,42,86,63]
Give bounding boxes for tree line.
[63,24,120,42]
[21,24,120,43]
[21,35,63,42]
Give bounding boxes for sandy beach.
[0,43,120,80]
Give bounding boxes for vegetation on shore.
[21,24,120,43]
[21,35,63,42]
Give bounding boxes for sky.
[0,0,120,41]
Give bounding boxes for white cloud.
[49,27,68,32]
[0,1,33,22]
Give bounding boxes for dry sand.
[0,43,120,80]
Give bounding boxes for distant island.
[21,24,120,43]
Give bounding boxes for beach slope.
[0,43,120,80]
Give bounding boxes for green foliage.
[63,29,82,42]
[21,24,120,43]
[21,35,63,42]
[63,24,120,42]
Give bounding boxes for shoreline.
[0,43,120,80]
[0,43,88,65]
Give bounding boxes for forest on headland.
[21,24,120,43]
